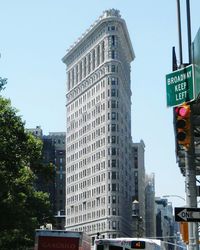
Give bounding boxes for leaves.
[0,77,7,92]
[0,95,54,249]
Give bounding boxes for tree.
[0,77,7,92]
[0,83,54,249]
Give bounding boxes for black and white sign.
[175,207,200,222]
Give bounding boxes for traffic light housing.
[175,104,191,149]
[131,241,145,249]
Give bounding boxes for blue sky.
[1,0,200,207]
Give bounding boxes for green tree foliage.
[0,90,54,249]
[0,77,7,92]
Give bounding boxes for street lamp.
[132,200,144,237]
[162,195,186,202]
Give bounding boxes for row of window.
[66,145,131,166]
[66,158,131,179]
[66,149,106,164]
[66,219,120,233]
[67,197,106,213]
[68,209,106,224]
[66,221,107,234]
[67,77,119,121]
[67,41,105,90]
[67,79,106,112]
[67,94,106,123]
[67,73,120,119]
[66,186,106,204]
[67,114,106,133]
[66,69,107,103]
[66,195,119,217]
[67,172,106,186]
[67,135,121,156]
[67,170,119,187]
[67,206,120,221]
[67,35,118,91]
[66,55,126,105]
[67,161,106,174]
[66,181,123,201]
[66,126,105,144]
[67,112,130,152]
[67,128,127,151]
[66,21,115,66]
[67,93,120,129]
[67,137,106,154]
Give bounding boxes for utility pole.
[185,1,199,249]
[175,1,198,249]
[176,0,183,66]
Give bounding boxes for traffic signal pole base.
[185,150,199,250]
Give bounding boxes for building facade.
[131,141,146,237]
[27,127,66,229]
[155,197,174,245]
[46,132,66,229]
[145,173,156,238]
[62,9,135,240]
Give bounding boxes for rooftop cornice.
[62,9,135,63]
[66,9,121,52]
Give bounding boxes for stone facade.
[62,9,135,241]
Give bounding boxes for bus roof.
[95,238,162,246]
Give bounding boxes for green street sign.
[166,64,195,107]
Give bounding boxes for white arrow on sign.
[178,208,200,221]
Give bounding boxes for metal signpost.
[167,1,199,249]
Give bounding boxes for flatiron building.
[62,9,135,240]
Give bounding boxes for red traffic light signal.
[131,241,145,249]
[175,104,191,149]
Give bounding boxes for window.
[112,195,116,203]
[101,41,105,62]
[111,89,116,97]
[67,71,71,90]
[97,45,100,66]
[111,65,115,72]
[112,148,116,155]
[111,136,116,143]
[112,160,116,168]
[111,50,115,59]
[88,54,91,73]
[112,208,116,215]
[111,112,116,120]
[92,50,95,70]
[111,78,116,85]
[76,65,79,84]
[112,184,116,191]
[111,100,115,108]
[80,61,82,81]
[112,172,116,180]
[72,68,75,87]
[111,35,116,46]
[111,124,116,132]
[84,57,86,77]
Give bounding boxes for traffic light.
[131,241,145,249]
[175,104,191,149]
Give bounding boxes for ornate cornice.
[62,9,134,65]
